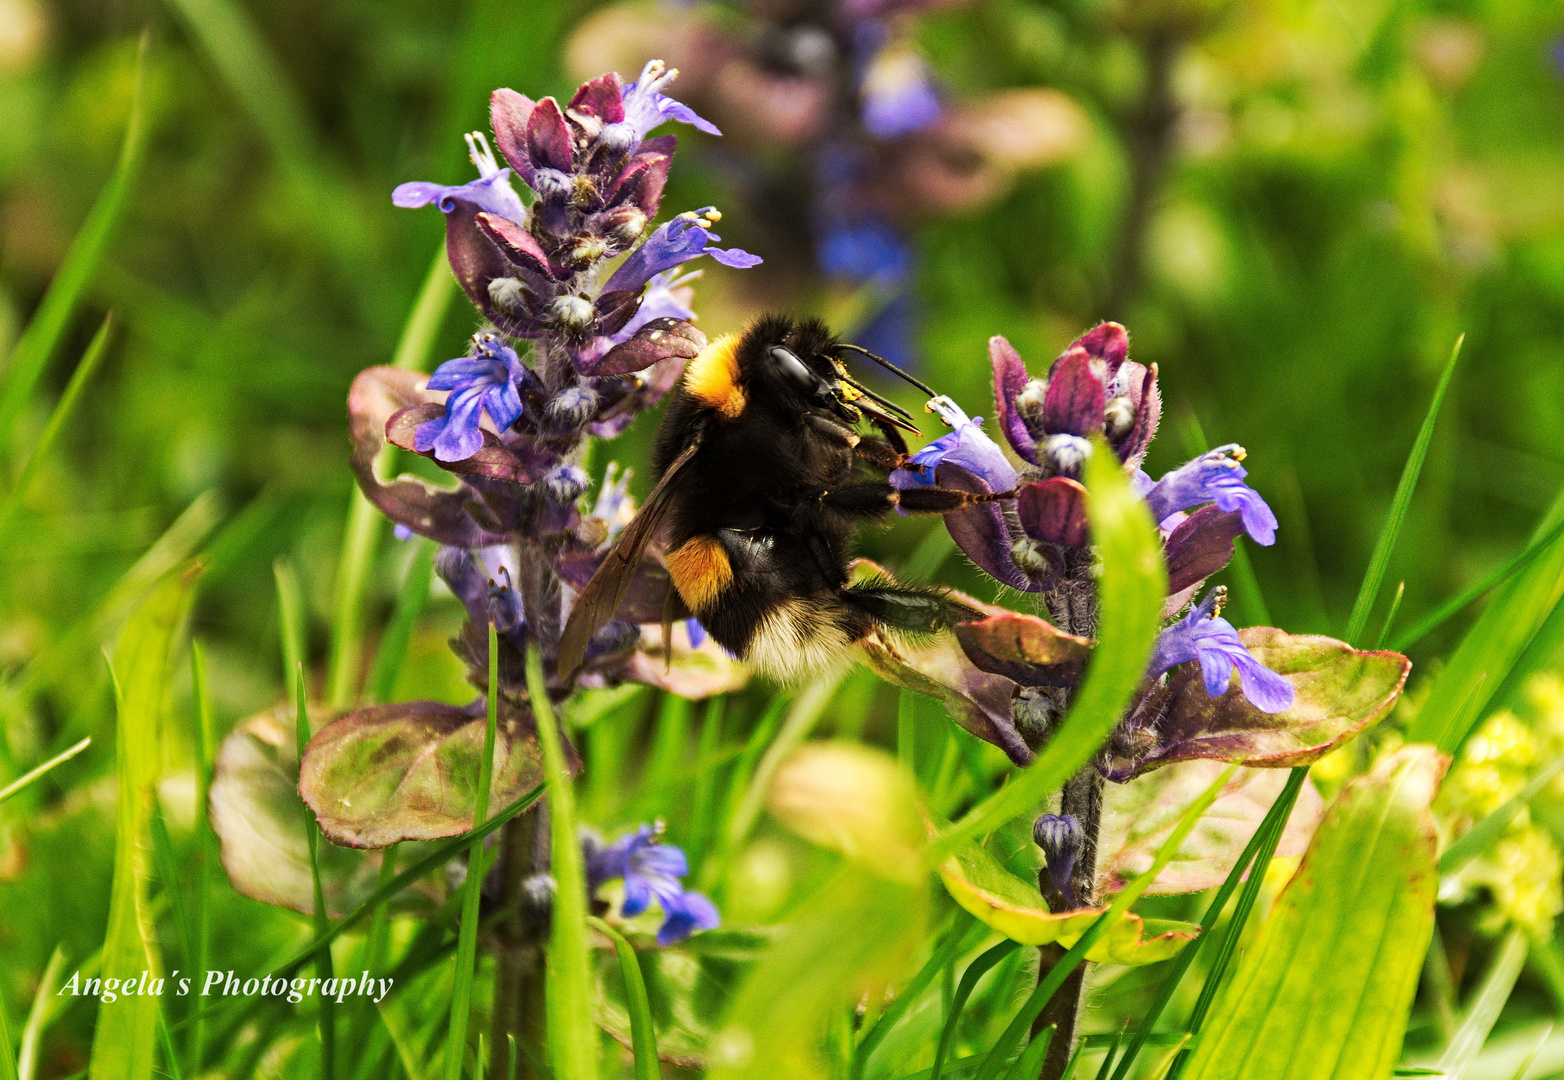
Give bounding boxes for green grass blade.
[1407,490,1564,752]
[932,939,1021,1080]
[973,766,1237,1080]
[444,622,500,1080]
[1108,768,1309,1080]
[1003,1028,1055,1080]
[187,642,215,1071]
[587,919,659,1080]
[725,676,843,859]
[17,945,66,1080]
[392,249,459,373]
[930,438,1165,861]
[90,563,200,1080]
[688,696,726,866]
[296,669,335,1080]
[274,559,306,691]
[1175,768,1308,1055]
[0,314,114,532]
[855,917,984,1079]
[1374,581,1406,650]
[0,39,147,447]
[366,538,436,704]
[148,801,195,969]
[525,645,598,1080]
[155,1007,184,1080]
[0,737,90,806]
[0,997,17,1080]
[1441,752,1564,875]
[1437,927,1529,1080]
[1344,335,1463,646]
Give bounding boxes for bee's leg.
[853,435,914,470]
[818,482,1015,518]
[843,583,982,634]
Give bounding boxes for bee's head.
[745,315,924,434]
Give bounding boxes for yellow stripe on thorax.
[683,334,745,419]
[666,535,732,611]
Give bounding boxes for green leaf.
[1434,927,1528,1080]
[444,622,500,1080]
[208,703,432,917]
[1095,761,1323,896]
[932,940,1021,1080]
[930,438,1166,860]
[525,646,598,1080]
[0,40,148,447]
[298,700,545,848]
[1120,629,1410,778]
[936,839,1199,964]
[0,737,91,807]
[1344,335,1463,647]
[1178,745,1445,1080]
[90,562,200,1080]
[18,945,68,1080]
[588,918,660,1080]
[1407,494,1564,752]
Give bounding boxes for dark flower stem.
[489,804,551,1078]
[1103,27,1183,317]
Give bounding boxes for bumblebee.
[558,314,1010,680]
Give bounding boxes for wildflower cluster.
[585,823,719,945]
[1435,674,1564,939]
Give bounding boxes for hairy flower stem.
[489,804,551,1078]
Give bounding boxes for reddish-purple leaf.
[526,96,574,172]
[1041,348,1105,436]
[476,211,563,279]
[1017,477,1089,548]
[583,318,706,377]
[568,71,625,123]
[490,88,537,180]
[1164,504,1246,594]
[990,334,1037,464]
[954,611,1092,688]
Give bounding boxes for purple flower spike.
[415,337,532,462]
[890,396,1017,497]
[1144,445,1278,546]
[620,59,721,138]
[1149,591,1294,713]
[605,208,762,294]
[586,824,720,945]
[392,132,527,225]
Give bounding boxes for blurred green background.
[2,0,1564,1072]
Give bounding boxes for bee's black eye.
[770,346,822,395]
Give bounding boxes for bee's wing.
[556,434,704,675]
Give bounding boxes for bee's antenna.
[841,376,918,422]
[835,343,937,398]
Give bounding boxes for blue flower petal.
[1144,445,1278,546]
[657,891,720,945]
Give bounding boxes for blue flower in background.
[1148,590,1294,713]
[415,337,534,462]
[587,825,720,945]
[1142,445,1278,545]
[855,26,943,140]
[604,208,762,294]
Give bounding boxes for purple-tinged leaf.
[990,334,1037,464]
[1017,477,1089,548]
[1112,628,1411,780]
[385,403,548,485]
[299,699,549,849]
[527,96,574,173]
[594,290,642,339]
[442,198,518,318]
[1041,348,1105,437]
[954,611,1092,688]
[555,547,673,626]
[607,152,671,215]
[937,463,1038,592]
[1110,362,1160,467]
[1095,761,1324,896]
[491,88,538,181]
[1164,505,1246,595]
[583,318,706,377]
[1070,321,1128,379]
[210,703,437,916]
[348,367,510,547]
[476,212,564,279]
[569,71,626,124]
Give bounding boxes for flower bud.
[1104,395,1135,440]
[546,385,600,429]
[549,294,596,332]
[1033,812,1083,909]
[599,121,636,154]
[544,464,590,504]
[567,234,608,267]
[1013,687,1058,741]
[1010,538,1057,577]
[488,276,531,316]
[532,168,573,201]
[601,205,647,247]
[1016,378,1048,432]
[1042,433,1092,479]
